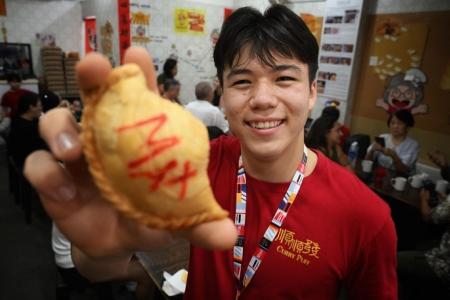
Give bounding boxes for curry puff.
[81,64,228,229]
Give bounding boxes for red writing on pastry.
[117,113,196,199]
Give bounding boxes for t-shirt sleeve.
[345,217,398,300]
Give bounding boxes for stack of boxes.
[64,52,79,97]
[41,47,80,98]
[41,46,65,96]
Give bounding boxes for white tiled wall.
[3,0,82,77]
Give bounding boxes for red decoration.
[84,17,97,53]
[117,0,130,63]
[224,8,233,21]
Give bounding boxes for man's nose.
[249,81,277,109]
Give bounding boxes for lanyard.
[233,146,308,298]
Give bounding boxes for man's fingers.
[39,108,82,161]
[183,218,237,250]
[76,52,112,98]
[123,47,159,94]
[24,150,83,220]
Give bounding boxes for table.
[136,240,190,298]
[356,167,420,208]
[356,165,425,250]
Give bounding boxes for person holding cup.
[365,109,419,175]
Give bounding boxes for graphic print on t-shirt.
[274,228,321,266]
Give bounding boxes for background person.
[185,81,229,135]
[157,58,178,94]
[162,78,181,104]
[306,116,353,172]
[1,73,31,117]
[365,109,419,175]
[8,92,46,169]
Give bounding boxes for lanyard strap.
[233,146,308,298]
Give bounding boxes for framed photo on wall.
[0,43,34,80]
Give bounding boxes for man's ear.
[308,79,317,110]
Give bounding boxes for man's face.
[222,49,317,161]
[9,80,21,90]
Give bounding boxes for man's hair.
[195,81,212,100]
[6,73,22,83]
[163,79,180,92]
[213,5,318,86]
[388,109,415,128]
[163,58,177,78]
[17,92,39,116]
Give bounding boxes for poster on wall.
[128,1,227,103]
[174,8,206,34]
[131,11,150,45]
[312,0,364,121]
[84,17,97,54]
[369,20,428,82]
[300,13,323,45]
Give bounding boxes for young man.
[24,5,397,300]
[185,81,229,134]
[1,73,30,117]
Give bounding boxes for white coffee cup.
[435,180,449,194]
[391,177,407,191]
[361,160,373,173]
[408,174,424,188]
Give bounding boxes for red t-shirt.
[185,136,397,300]
[1,88,29,117]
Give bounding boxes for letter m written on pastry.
[117,113,197,199]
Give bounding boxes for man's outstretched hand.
[24,47,237,267]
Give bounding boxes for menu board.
[312,0,364,122]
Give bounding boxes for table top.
[356,166,420,208]
[136,239,190,294]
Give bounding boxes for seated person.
[320,105,350,146]
[397,188,450,299]
[162,79,181,105]
[185,81,229,134]
[306,116,352,172]
[1,73,31,117]
[40,89,61,113]
[157,58,178,94]
[0,107,11,146]
[428,150,450,181]
[7,92,46,168]
[365,109,419,175]
[52,224,156,300]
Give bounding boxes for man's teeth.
[250,120,282,129]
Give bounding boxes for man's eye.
[277,76,295,82]
[232,80,250,86]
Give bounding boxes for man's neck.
[241,139,317,183]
